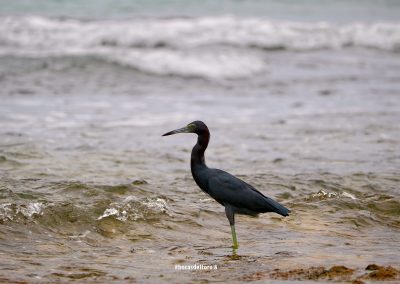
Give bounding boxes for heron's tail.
[276,205,290,217]
[263,196,291,217]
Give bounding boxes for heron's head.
[162,121,209,136]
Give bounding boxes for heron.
[162,121,290,249]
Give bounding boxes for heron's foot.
[228,248,241,260]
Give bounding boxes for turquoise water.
[1,0,400,22]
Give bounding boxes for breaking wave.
[0,195,170,228]
[0,202,45,222]
[1,16,400,80]
[97,196,170,221]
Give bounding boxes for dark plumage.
[163,120,290,249]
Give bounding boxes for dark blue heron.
[163,121,290,249]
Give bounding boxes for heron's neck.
[190,131,209,169]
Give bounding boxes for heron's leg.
[225,206,239,249]
[230,225,239,250]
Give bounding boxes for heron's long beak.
[162,126,191,136]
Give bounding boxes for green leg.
[226,206,239,250]
[230,225,239,249]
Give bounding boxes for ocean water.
[0,1,400,283]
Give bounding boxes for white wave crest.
[108,49,264,79]
[97,196,169,222]
[0,202,45,222]
[307,190,357,201]
[1,16,399,79]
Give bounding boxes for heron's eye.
[187,123,196,132]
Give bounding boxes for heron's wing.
[207,169,289,216]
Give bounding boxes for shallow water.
[1,63,400,282]
[1,1,400,282]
